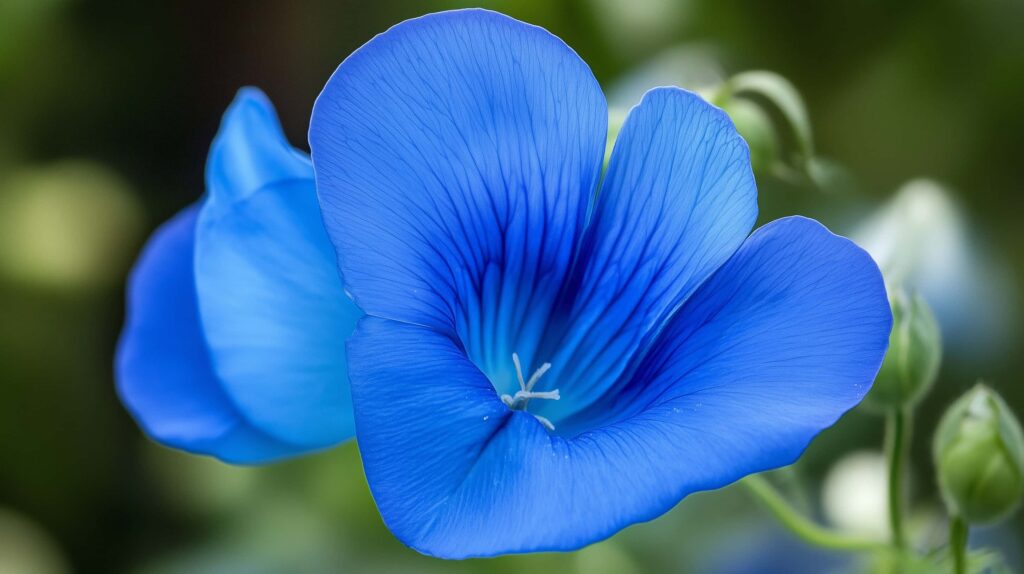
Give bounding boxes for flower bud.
[864,290,941,409]
[718,71,813,162]
[933,384,1024,524]
[720,98,778,175]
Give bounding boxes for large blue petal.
[116,206,300,463]
[570,216,892,432]
[347,217,889,557]
[536,87,757,422]
[195,89,361,449]
[310,9,607,395]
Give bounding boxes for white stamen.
[512,353,527,391]
[500,389,561,407]
[533,415,556,432]
[525,362,552,392]
[501,353,560,431]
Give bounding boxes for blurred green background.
[1,0,1022,572]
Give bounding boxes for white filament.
[502,353,559,431]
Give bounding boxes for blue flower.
[310,9,892,557]
[116,88,361,463]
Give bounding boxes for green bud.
[933,384,1024,524]
[864,290,941,409]
[720,98,778,175]
[715,70,814,163]
[712,70,814,180]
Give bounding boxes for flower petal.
[536,87,757,421]
[348,217,890,557]
[310,9,607,393]
[195,90,361,450]
[204,87,312,213]
[116,206,299,463]
[572,215,891,433]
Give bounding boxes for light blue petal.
[195,90,361,449]
[347,217,889,557]
[310,9,607,395]
[115,206,301,463]
[204,87,312,215]
[536,87,757,422]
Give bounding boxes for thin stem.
[742,474,887,552]
[885,407,911,549]
[949,516,968,574]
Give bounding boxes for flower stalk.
[742,474,887,552]
[885,407,911,549]
[949,515,968,574]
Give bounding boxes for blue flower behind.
[116,88,361,463]
[310,9,892,557]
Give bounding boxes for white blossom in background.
[822,451,891,541]
[852,179,1017,362]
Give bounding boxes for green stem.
[949,516,968,574]
[742,474,887,552]
[885,407,911,549]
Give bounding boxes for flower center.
[501,353,560,431]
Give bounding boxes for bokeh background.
[1,0,1022,572]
